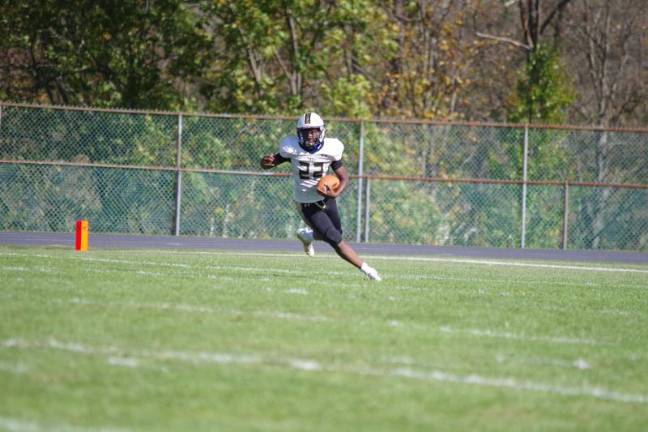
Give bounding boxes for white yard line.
[382,321,611,346]
[397,257,648,274]
[0,266,56,273]
[495,354,591,370]
[438,325,608,346]
[0,416,127,432]
[2,250,647,275]
[52,297,608,346]
[57,298,329,322]
[2,337,646,405]
[0,362,28,374]
[388,367,648,404]
[395,273,646,289]
[136,250,648,274]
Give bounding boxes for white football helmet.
[297,112,326,151]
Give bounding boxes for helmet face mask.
[298,128,322,148]
[297,112,326,152]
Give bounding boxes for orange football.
[316,175,340,196]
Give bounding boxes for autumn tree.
[376,0,479,120]
[0,0,210,109]
[562,0,647,248]
[199,0,390,117]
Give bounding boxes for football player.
[260,112,382,281]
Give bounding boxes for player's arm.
[260,153,288,170]
[330,161,348,198]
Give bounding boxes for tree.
[566,0,647,128]
[476,0,575,123]
[508,43,573,124]
[199,0,388,117]
[0,1,210,110]
[375,0,478,120]
[562,0,647,248]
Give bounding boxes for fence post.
[174,113,183,236]
[364,178,371,243]
[561,181,569,250]
[520,125,529,248]
[356,121,365,243]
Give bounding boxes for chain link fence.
[1,103,646,251]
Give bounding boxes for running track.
[1,231,646,264]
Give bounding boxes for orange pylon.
[75,220,89,251]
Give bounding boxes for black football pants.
[298,198,343,246]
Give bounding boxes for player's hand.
[322,187,341,198]
[317,183,342,198]
[260,154,276,169]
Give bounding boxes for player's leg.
[295,204,315,256]
[302,200,381,281]
[324,200,381,280]
[322,198,342,234]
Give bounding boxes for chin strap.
[300,140,323,153]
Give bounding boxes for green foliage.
[319,75,372,118]
[0,107,177,166]
[369,181,443,244]
[200,0,387,116]
[0,0,210,110]
[509,45,575,124]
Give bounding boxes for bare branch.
[475,32,531,50]
[540,0,574,34]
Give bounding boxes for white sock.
[360,262,372,274]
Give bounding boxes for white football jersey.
[279,136,344,203]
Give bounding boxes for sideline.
[1,231,647,265]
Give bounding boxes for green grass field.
[1,245,647,431]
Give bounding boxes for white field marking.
[3,337,647,405]
[262,311,327,321]
[209,265,350,278]
[286,288,308,295]
[107,357,139,368]
[1,251,327,276]
[439,325,607,346]
[599,308,645,317]
[80,265,350,286]
[0,362,28,374]
[289,359,322,371]
[124,249,648,275]
[525,302,648,318]
[397,273,648,290]
[76,256,190,268]
[17,251,352,279]
[58,298,329,322]
[8,250,648,277]
[81,267,243,284]
[5,251,646,283]
[70,265,648,292]
[1,337,260,366]
[0,252,58,259]
[40,296,638,342]
[1,338,308,371]
[386,285,648,318]
[80,268,165,277]
[0,266,55,273]
[0,253,189,270]
[388,367,648,404]
[373,256,648,274]
[495,354,591,370]
[0,417,128,432]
